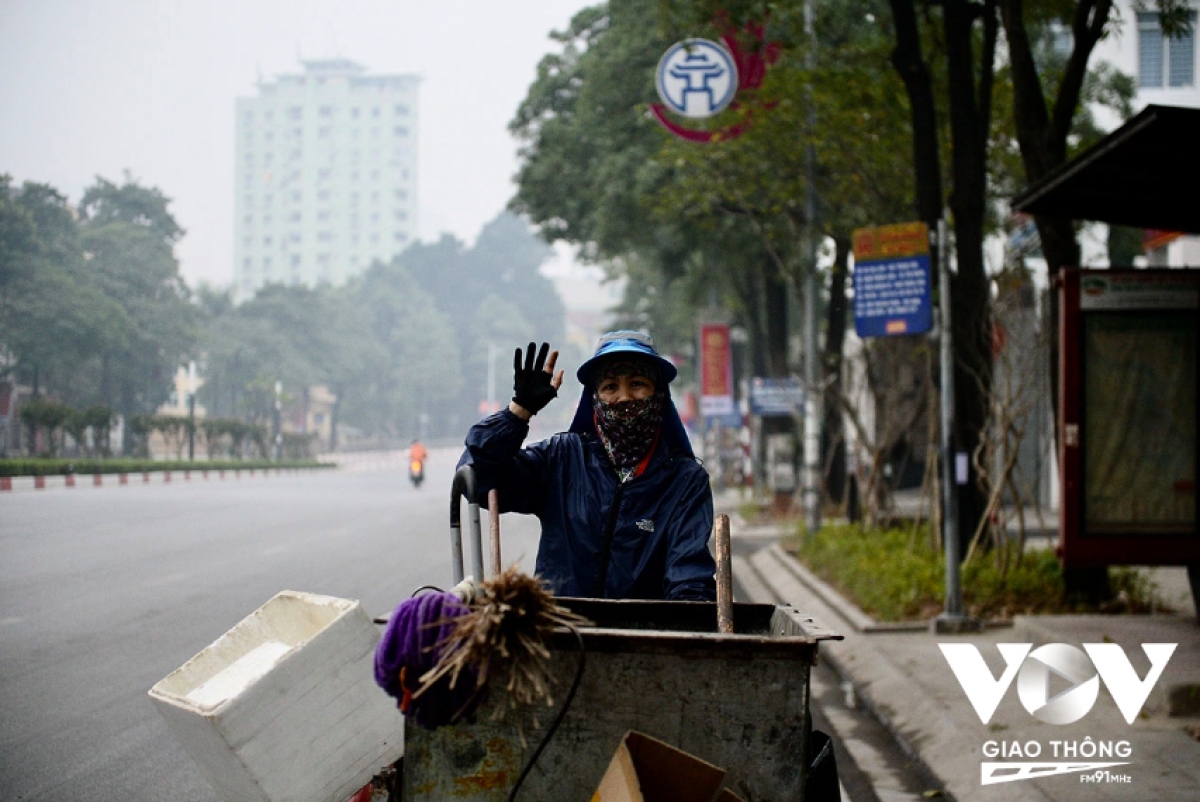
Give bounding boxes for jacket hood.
[568,331,691,456]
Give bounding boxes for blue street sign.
[853,254,933,337]
[749,377,805,417]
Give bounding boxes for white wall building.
[233,59,419,302]
[1091,2,1200,266]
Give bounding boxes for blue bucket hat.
[568,331,692,456]
[575,330,678,387]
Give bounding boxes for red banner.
[699,323,734,416]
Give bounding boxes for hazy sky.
[0,0,595,289]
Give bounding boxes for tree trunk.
[889,0,944,227]
[998,0,1110,444]
[943,0,998,556]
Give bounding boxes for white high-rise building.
[233,59,419,301]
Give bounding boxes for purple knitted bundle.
[374,590,481,730]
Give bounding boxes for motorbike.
[409,458,425,488]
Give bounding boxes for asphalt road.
[0,448,540,802]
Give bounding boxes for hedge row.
[0,458,336,477]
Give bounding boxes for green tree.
[0,177,127,400]
[78,174,197,452]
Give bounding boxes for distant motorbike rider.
[458,332,716,601]
[408,439,427,487]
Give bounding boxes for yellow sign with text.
[853,221,930,262]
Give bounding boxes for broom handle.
[488,488,502,578]
[715,514,734,634]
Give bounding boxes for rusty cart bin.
[397,467,841,801]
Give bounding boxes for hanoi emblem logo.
[655,39,739,118]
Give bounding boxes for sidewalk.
[718,492,1200,802]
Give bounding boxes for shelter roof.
[1011,104,1200,234]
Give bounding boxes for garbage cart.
[399,466,842,801]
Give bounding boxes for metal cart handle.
[449,464,485,585]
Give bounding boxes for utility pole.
[802,0,823,535]
[934,216,978,632]
[187,360,197,461]
[273,380,282,462]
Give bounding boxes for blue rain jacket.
[459,408,716,601]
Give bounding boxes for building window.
[394,232,408,242]
[243,257,253,267]
[394,189,408,201]
[1139,11,1197,87]
[320,105,333,117]
[394,126,408,137]
[287,106,302,120]
[263,236,273,246]
[352,107,360,119]
[372,106,381,118]
[291,254,301,267]
[394,104,408,115]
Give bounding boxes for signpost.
[853,220,974,631]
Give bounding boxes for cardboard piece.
[591,731,746,802]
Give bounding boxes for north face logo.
[635,519,654,532]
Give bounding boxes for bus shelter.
[1012,104,1200,603]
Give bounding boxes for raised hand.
[510,342,564,417]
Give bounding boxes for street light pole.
[934,216,978,632]
[187,360,196,462]
[273,380,282,462]
[802,0,823,535]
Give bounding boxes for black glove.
[512,342,557,415]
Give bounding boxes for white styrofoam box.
[148,590,402,802]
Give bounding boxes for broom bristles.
[416,565,591,722]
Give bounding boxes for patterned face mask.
[592,391,665,479]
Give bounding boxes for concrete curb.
[0,467,307,493]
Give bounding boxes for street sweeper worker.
[459,331,717,601]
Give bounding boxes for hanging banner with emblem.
[852,222,933,338]
[699,322,735,418]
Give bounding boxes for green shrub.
[790,522,1164,621]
